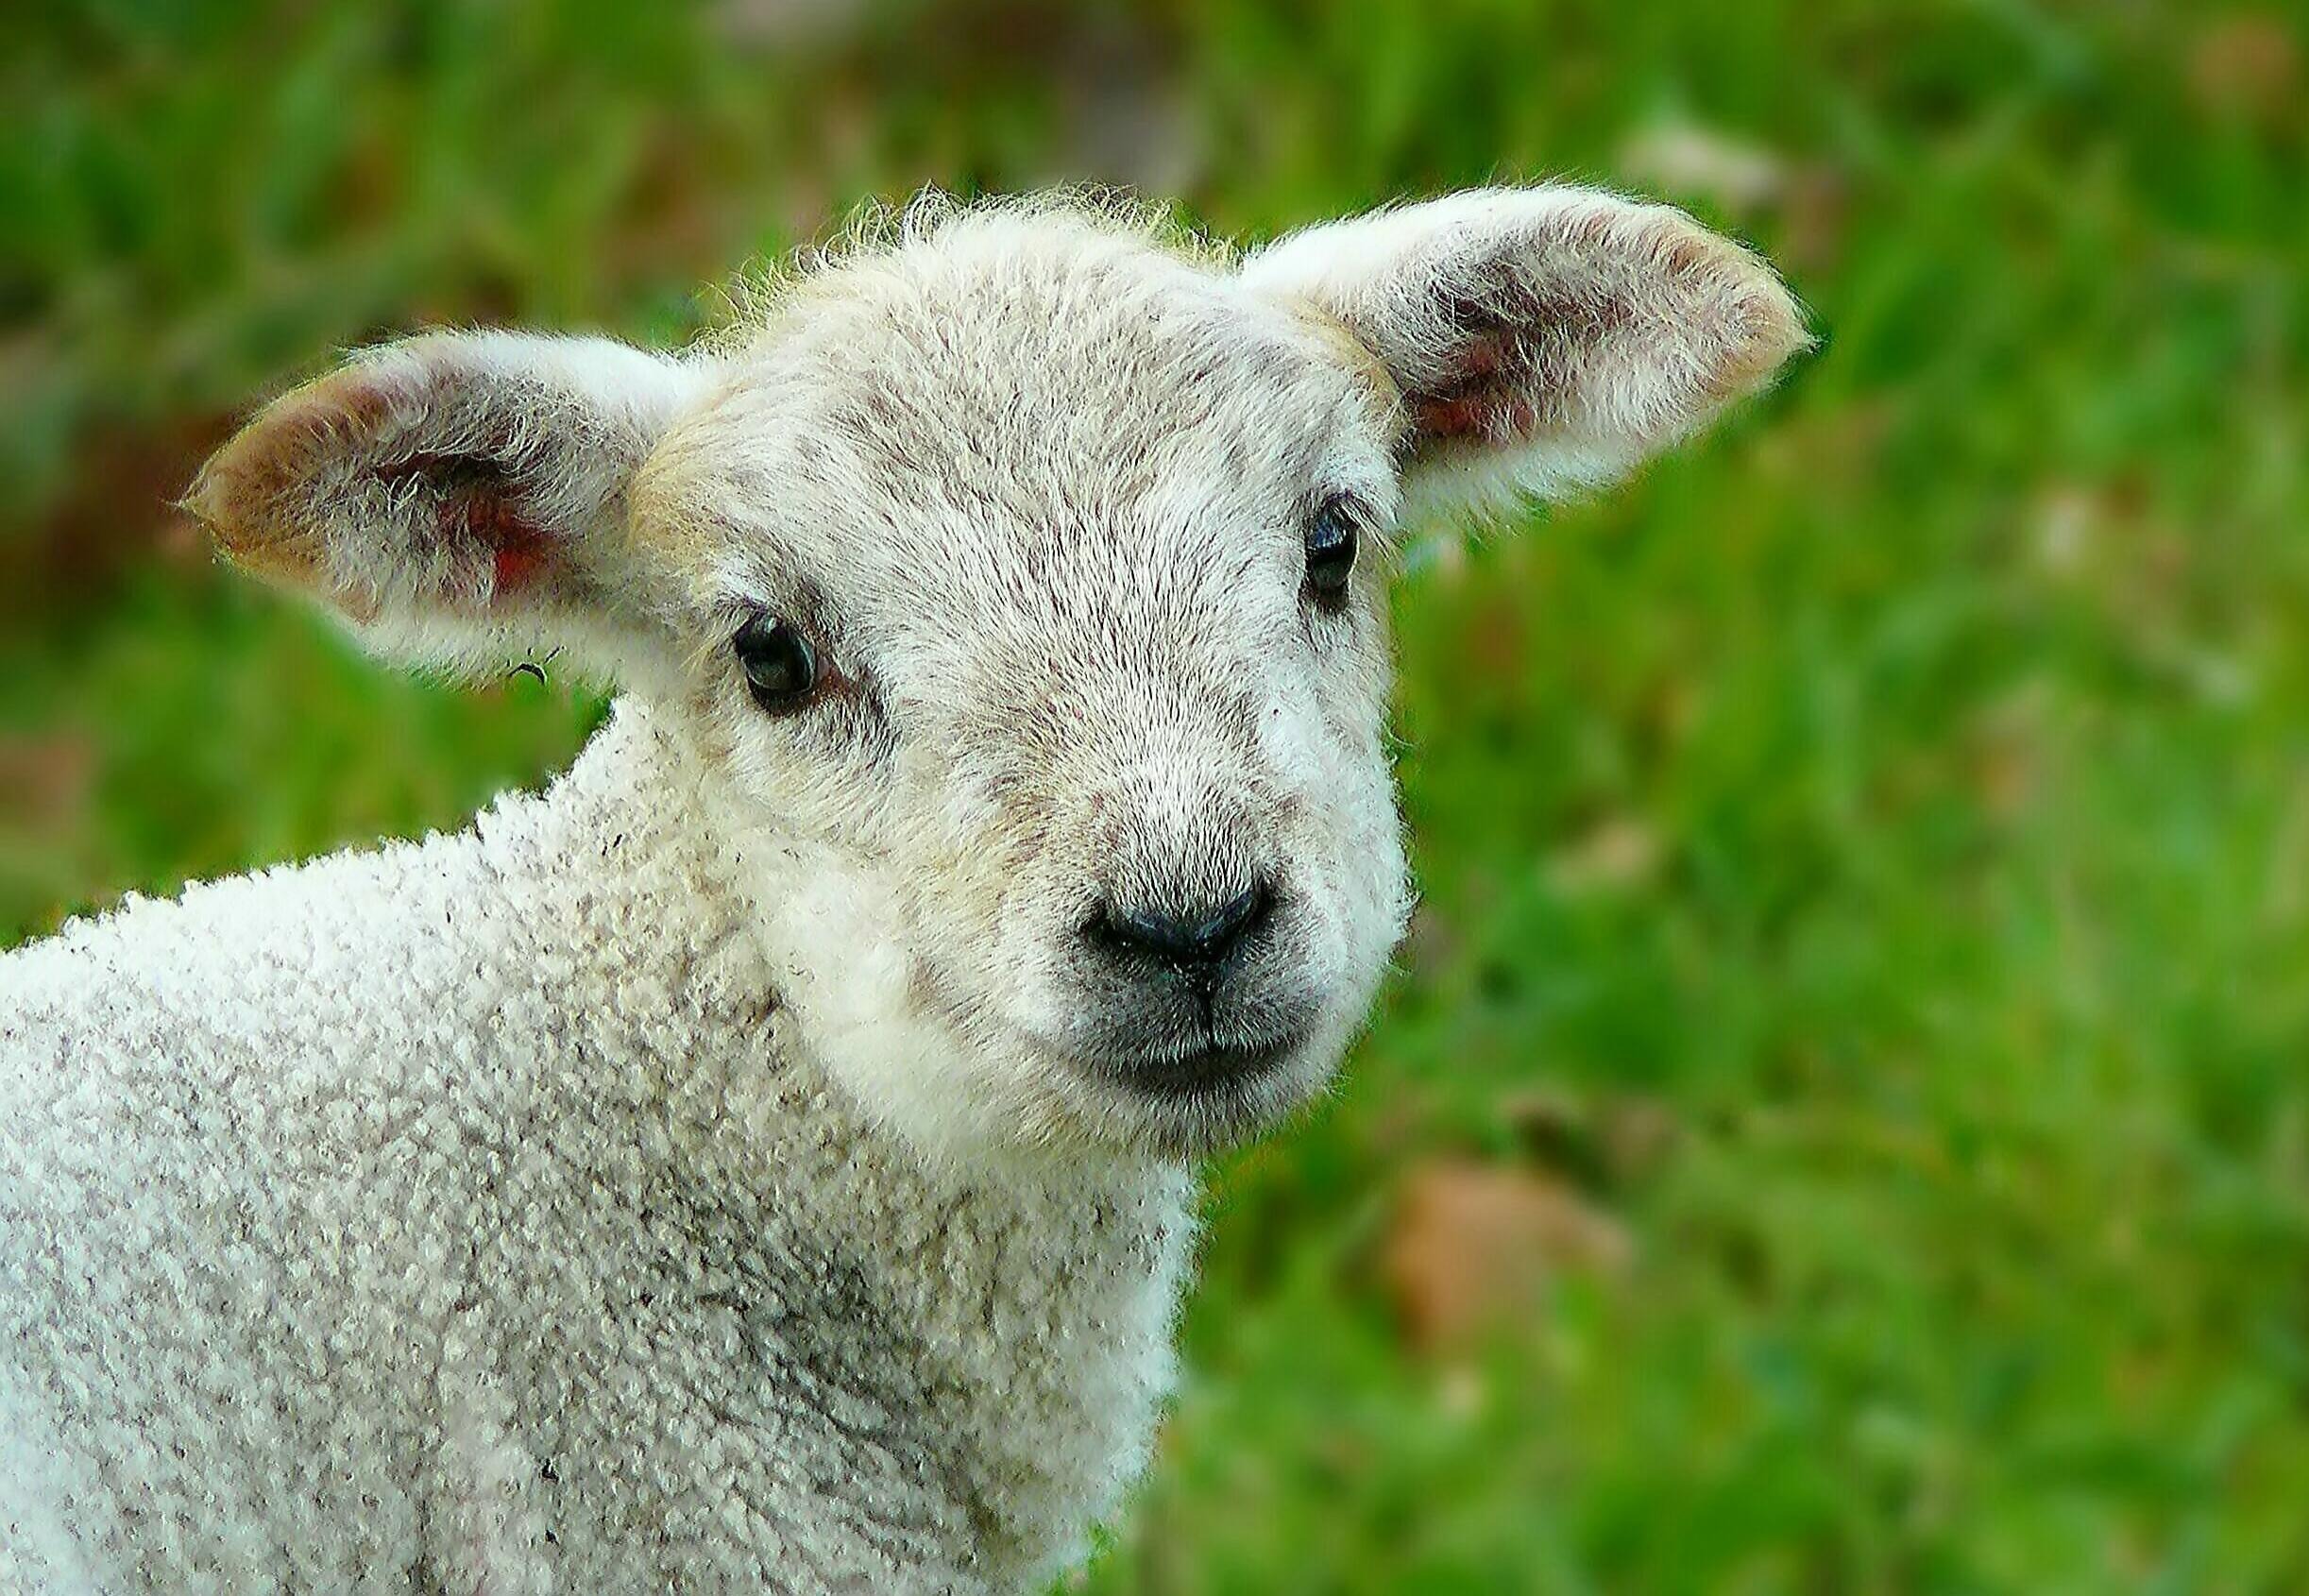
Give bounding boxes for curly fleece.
[1,705,1193,1593]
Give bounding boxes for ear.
[1242,186,1810,513]
[186,331,707,678]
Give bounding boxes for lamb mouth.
[1093,1033,1302,1098]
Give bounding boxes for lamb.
[0,188,1806,1593]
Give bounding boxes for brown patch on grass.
[1,411,239,624]
[2190,13,2302,131]
[1382,1160,1632,1357]
[0,734,95,830]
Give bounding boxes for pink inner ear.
[1409,330,1543,446]
[1414,390,1541,443]
[493,538,549,591]
[450,492,553,594]
[381,450,558,599]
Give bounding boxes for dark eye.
[1303,495,1360,609]
[732,614,819,713]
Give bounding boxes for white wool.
[2,705,1193,1592]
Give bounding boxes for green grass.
[6,2,2306,1589]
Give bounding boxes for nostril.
[1094,879,1278,969]
[1197,882,1272,953]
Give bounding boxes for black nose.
[1095,882,1276,975]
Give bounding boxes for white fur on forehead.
[716,193,1259,431]
[718,188,1236,334]
[652,189,1401,633]
[1241,184,1811,517]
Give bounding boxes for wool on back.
[0,702,1194,1593]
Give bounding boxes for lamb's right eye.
[1302,494,1360,612]
[733,615,819,714]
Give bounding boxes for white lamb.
[0,188,1804,1593]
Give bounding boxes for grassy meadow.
[4,2,2305,1589]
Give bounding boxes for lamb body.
[1,190,1804,1591]
[3,704,1190,1592]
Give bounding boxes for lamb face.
[626,212,1413,1159]
[188,190,1808,1166]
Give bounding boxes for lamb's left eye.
[1303,495,1359,610]
[733,614,819,714]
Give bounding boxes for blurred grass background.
[4,1,2306,1589]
